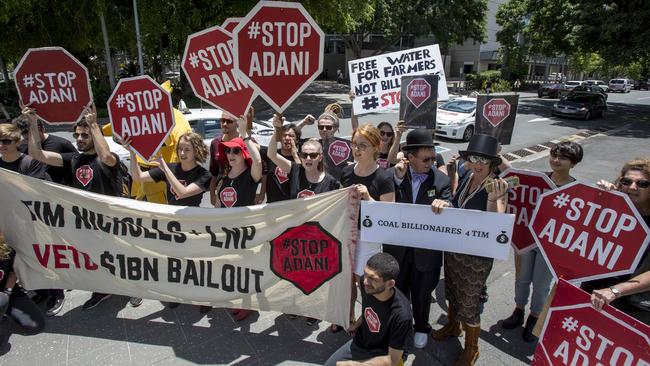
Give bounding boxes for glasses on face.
[467,155,491,165]
[351,143,370,151]
[318,125,334,131]
[380,131,394,137]
[72,133,90,139]
[0,139,15,145]
[300,152,320,159]
[620,177,650,189]
[221,119,235,125]
[224,147,242,155]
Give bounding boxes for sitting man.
[325,253,413,366]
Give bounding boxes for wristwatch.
[3,287,12,295]
[609,287,621,298]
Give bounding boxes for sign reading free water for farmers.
[348,45,449,115]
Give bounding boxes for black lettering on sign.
[21,200,65,227]
[100,251,158,281]
[207,225,256,249]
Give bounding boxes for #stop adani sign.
[182,25,256,116]
[14,47,93,125]
[232,1,324,112]
[529,181,650,282]
[107,76,175,162]
[483,98,511,126]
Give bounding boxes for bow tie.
[411,172,428,183]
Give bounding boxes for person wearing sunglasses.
[584,158,650,324]
[0,123,49,180]
[430,134,509,366]
[337,124,395,333]
[23,104,123,311]
[383,129,451,349]
[501,140,583,343]
[260,122,302,203]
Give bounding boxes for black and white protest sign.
[475,94,519,144]
[348,44,448,115]
[399,75,438,129]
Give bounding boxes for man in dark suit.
[384,128,451,349]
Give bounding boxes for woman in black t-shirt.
[127,132,211,207]
[375,122,395,169]
[0,233,46,351]
[261,123,301,203]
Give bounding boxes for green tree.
[495,0,529,80]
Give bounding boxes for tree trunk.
[99,10,116,89]
[0,56,10,93]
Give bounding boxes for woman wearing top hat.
[430,134,509,366]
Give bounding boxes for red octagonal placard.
[107,75,175,162]
[14,47,93,125]
[222,17,243,34]
[483,98,511,127]
[270,221,342,295]
[182,25,256,116]
[232,1,324,112]
[328,140,351,167]
[405,78,431,108]
[529,181,650,282]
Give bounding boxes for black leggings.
[0,290,46,339]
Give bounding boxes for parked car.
[608,78,633,93]
[583,80,609,92]
[569,85,608,100]
[552,92,607,120]
[435,97,477,141]
[633,80,649,90]
[538,83,565,98]
[563,81,582,90]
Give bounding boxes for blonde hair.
[178,132,209,163]
[352,124,381,159]
[617,158,650,185]
[0,123,21,141]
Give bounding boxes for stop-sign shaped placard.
[270,222,342,295]
[501,168,557,253]
[328,139,351,166]
[182,26,256,116]
[14,47,93,125]
[232,1,324,112]
[405,78,431,108]
[483,98,511,127]
[222,17,242,34]
[108,76,175,162]
[529,181,650,282]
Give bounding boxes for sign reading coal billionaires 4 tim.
[232,1,324,112]
[270,221,342,295]
[530,181,650,282]
[532,279,649,366]
[501,168,557,253]
[475,95,519,144]
[182,26,256,116]
[14,47,93,125]
[108,76,175,162]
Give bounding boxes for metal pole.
[99,11,116,88]
[133,0,144,75]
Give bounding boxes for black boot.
[522,315,539,342]
[501,308,524,329]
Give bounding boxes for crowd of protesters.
[0,92,648,365]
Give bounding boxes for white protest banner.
[0,168,356,327]
[360,201,514,260]
[348,44,449,115]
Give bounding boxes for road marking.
[528,117,551,123]
[637,96,650,100]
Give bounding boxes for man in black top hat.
[383,129,451,349]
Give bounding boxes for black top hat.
[459,134,502,164]
[401,129,436,150]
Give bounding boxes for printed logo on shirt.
[274,166,289,184]
[376,158,389,169]
[364,307,381,333]
[170,179,187,199]
[75,165,94,186]
[327,140,351,166]
[220,187,237,208]
[297,189,315,198]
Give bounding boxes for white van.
[608,78,633,93]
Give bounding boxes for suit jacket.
[383,167,452,272]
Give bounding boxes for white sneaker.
[414,332,428,348]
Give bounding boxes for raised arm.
[266,114,292,173]
[294,114,315,132]
[86,104,117,168]
[124,138,154,183]
[240,116,263,182]
[349,89,359,131]
[387,121,406,164]
[23,106,63,167]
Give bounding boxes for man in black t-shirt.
[324,253,413,366]
[0,123,49,179]
[24,104,121,311]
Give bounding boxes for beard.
[77,142,93,152]
[364,283,386,295]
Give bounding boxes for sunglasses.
[318,125,335,131]
[72,132,90,139]
[0,139,15,145]
[221,119,235,125]
[224,147,242,155]
[380,131,394,137]
[620,177,650,189]
[300,152,320,159]
[467,155,491,165]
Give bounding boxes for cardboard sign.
[348,44,448,115]
[533,279,649,366]
[500,168,557,253]
[182,25,257,116]
[529,181,650,282]
[475,94,519,144]
[232,1,324,112]
[14,47,93,125]
[360,201,515,260]
[399,75,438,129]
[107,75,175,162]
